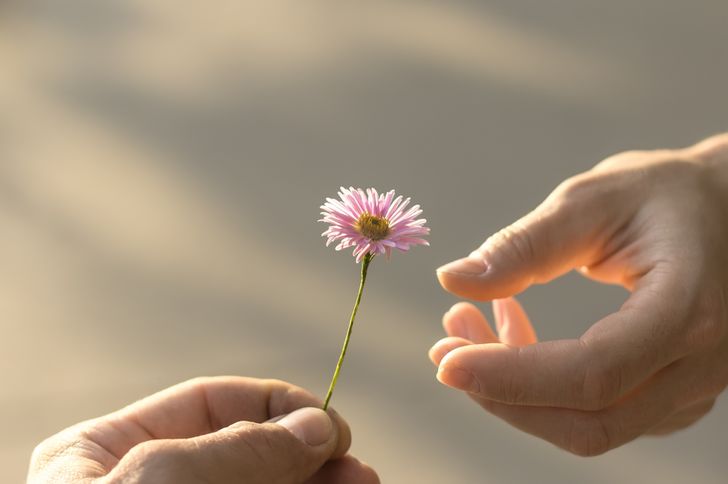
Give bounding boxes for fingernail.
[428,345,440,365]
[275,407,333,446]
[437,366,480,393]
[429,344,450,365]
[265,414,286,424]
[437,256,487,276]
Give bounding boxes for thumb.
[112,407,342,484]
[437,178,612,300]
[194,407,339,484]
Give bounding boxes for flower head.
[320,187,430,262]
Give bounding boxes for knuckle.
[127,440,182,467]
[554,173,600,202]
[185,376,212,386]
[655,157,707,186]
[489,347,529,404]
[262,378,288,387]
[577,354,622,410]
[549,173,608,219]
[566,413,613,457]
[29,426,90,475]
[242,426,278,454]
[262,378,305,398]
[487,223,536,266]
[595,149,667,171]
[500,371,528,405]
[183,376,214,392]
[234,425,305,477]
[30,437,56,464]
[111,441,186,484]
[692,133,728,164]
[29,436,74,472]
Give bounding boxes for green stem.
[323,252,373,410]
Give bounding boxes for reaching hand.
[432,134,728,456]
[28,377,379,483]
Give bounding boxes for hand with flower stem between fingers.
[30,187,426,484]
[28,377,379,484]
[431,133,728,456]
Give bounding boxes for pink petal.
[319,187,429,261]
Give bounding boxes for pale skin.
[29,135,728,480]
[432,133,728,456]
[28,377,379,483]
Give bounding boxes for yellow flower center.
[355,213,390,240]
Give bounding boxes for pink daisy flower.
[320,187,430,262]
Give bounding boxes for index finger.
[437,265,703,410]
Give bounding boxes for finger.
[442,302,499,344]
[436,175,616,300]
[646,398,716,436]
[429,336,473,366]
[437,266,696,410]
[305,455,380,484]
[492,297,538,347]
[106,407,344,484]
[471,359,695,456]
[88,377,350,461]
[688,132,728,160]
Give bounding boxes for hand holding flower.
[29,377,379,483]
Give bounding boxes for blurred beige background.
[2,1,727,482]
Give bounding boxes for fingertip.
[267,380,325,420]
[275,407,333,447]
[437,266,526,301]
[436,256,491,302]
[496,297,538,347]
[436,359,481,393]
[264,381,352,456]
[429,336,473,366]
[442,302,473,336]
[428,345,441,365]
[437,343,467,368]
[338,456,380,484]
[443,302,499,344]
[445,301,483,322]
[436,343,514,394]
[447,301,480,314]
[439,342,511,375]
[437,256,488,277]
[353,459,381,484]
[436,271,488,301]
[323,406,351,459]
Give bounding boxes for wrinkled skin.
[432,134,728,456]
[28,377,379,483]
